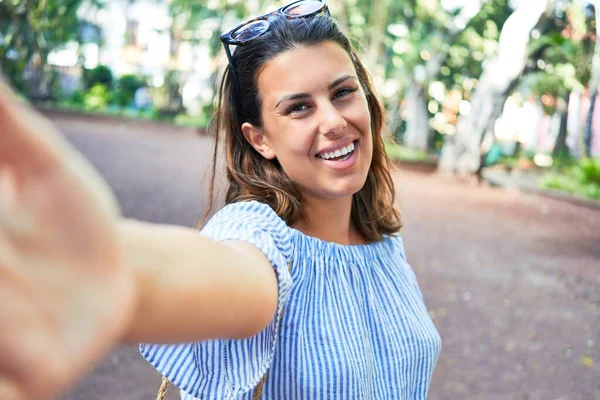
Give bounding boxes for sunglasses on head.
[220,0,330,121]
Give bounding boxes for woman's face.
[244,41,373,201]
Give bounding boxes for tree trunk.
[365,0,390,73]
[402,54,448,151]
[439,0,554,176]
[584,89,598,157]
[584,1,600,157]
[403,81,430,150]
[26,50,50,100]
[553,92,570,158]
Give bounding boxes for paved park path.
[50,114,599,400]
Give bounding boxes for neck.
[292,195,365,245]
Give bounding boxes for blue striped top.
[140,200,441,399]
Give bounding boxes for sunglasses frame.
[220,0,330,46]
[219,0,330,122]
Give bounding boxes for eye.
[333,87,358,100]
[285,103,311,115]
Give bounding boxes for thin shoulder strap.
[156,376,169,400]
[252,373,268,400]
[156,371,267,400]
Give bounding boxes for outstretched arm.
[0,89,277,400]
[120,219,277,344]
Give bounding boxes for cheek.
[346,95,371,131]
[358,103,372,131]
[275,119,316,154]
[269,131,316,178]
[278,133,314,158]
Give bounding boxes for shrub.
[113,74,146,108]
[577,158,600,185]
[83,84,111,110]
[84,65,113,89]
[540,157,600,201]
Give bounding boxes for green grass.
[40,101,208,128]
[173,113,210,128]
[539,158,600,201]
[384,142,431,162]
[540,174,600,200]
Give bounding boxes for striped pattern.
[140,201,441,399]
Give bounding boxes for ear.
[241,122,277,160]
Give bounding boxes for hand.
[0,91,135,399]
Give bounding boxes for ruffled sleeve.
[140,201,293,399]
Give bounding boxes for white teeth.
[318,141,355,160]
[342,142,354,155]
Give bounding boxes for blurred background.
[1,0,599,399]
[2,0,600,183]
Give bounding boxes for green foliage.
[113,74,146,108]
[168,0,249,58]
[174,113,209,129]
[384,142,429,162]
[437,0,512,90]
[84,65,113,89]
[541,158,600,200]
[69,89,85,106]
[521,2,594,114]
[577,158,600,185]
[83,84,110,110]
[0,0,100,97]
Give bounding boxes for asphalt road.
[50,114,600,400]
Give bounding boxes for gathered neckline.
[287,226,381,247]
[223,200,401,261]
[288,226,398,261]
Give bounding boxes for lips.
[315,140,359,171]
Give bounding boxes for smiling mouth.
[316,140,357,161]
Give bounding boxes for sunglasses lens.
[283,0,324,16]
[232,20,270,42]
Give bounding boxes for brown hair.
[203,14,401,242]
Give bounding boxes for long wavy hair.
[203,14,401,242]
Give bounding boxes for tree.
[165,0,258,117]
[0,0,97,99]
[401,0,486,151]
[439,0,555,176]
[364,0,392,74]
[519,1,592,159]
[584,0,599,157]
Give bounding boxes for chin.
[316,175,368,199]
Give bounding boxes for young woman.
[0,1,440,399]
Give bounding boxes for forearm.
[117,219,278,344]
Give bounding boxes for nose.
[318,102,347,136]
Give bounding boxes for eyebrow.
[274,75,357,109]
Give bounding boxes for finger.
[0,92,62,177]
[0,92,120,217]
